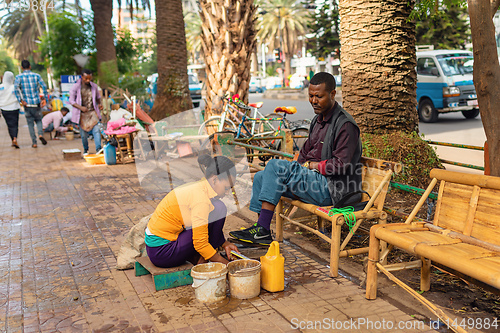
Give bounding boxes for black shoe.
[229,223,273,245]
[39,137,47,145]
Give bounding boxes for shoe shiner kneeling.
[146,155,240,268]
[229,72,362,245]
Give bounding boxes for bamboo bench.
[275,157,402,277]
[366,169,500,300]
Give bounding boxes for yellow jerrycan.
[260,241,285,292]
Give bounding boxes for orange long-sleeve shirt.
[147,178,219,260]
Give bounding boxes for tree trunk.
[339,0,418,133]
[90,0,119,88]
[199,0,257,118]
[284,52,291,85]
[467,0,500,176]
[150,0,192,121]
[251,49,258,77]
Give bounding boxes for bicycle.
[199,95,309,162]
[198,95,285,136]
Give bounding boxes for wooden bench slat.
[412,244,500,289]
[367,169,500,301]
[433,180,446,227]
[463,185,481,236]
[431,168,500,190]
[374,228,500,289]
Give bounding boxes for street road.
[201,92,487,174]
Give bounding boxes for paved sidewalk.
[0,117,434,332]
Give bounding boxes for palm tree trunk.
[150,0,192,121]
[284,52,291,84]
[199,0,257,118]
[467,0,500,176]
[339,0,418,133]
[90,0,119,88]
[251,50,258,76]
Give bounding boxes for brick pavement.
[0,117,435,332]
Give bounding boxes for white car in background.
[249,77,266,93]
[266,77,283,89]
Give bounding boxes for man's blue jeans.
[80,123,101,153]
[249,159,332,213]
[24,107,43,145]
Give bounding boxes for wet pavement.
[0,117,435,332]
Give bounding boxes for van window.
[188,75,198,85]
[417,58,438,75]
[436,54,474,76]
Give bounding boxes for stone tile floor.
[0,118,434,332]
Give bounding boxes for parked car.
[249,77,266,93]
[148,73,202,108]
[416,49,478,122]
[265,76,283,89]
[188,74,202,107]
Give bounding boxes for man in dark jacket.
[230,72,362,245]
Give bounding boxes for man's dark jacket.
[309,103,363,206]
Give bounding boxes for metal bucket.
[227,259,261,299]
[191,262,227,303]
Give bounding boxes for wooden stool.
[111,132,136,163]
[135,256,193,291]
[42,131,52,141]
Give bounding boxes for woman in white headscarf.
[0,71,21,148]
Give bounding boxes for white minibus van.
[416,49,478,122]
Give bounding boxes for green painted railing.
[389,182,438,200]
[426,140,484,151]
[426,140,484,171]
[438,159,484,171]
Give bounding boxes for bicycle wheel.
[199,131,255,164]
[292,127,309,153]
[198,117,237,135]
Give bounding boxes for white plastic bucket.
[227,259,261,299]
[190,262,227,303]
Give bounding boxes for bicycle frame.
[215,97,286,136]
[235,112,287,139]
[199,96,308,163]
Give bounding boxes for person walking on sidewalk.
[69,69,103,154]
[229,72,362,245]
[145,155,240,268]
[14,60,49,148]
[0,71,21,148]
